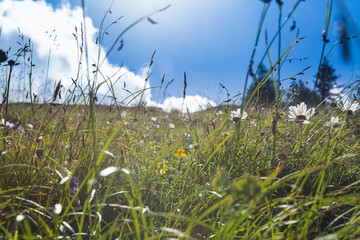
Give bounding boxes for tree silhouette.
[315,61,338,101]
[245,63,275,106]
[290,80,320,107]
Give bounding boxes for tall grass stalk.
[43,49,51,102]
[4,61,16,127]
[241,2,270,105]
[314,0,334,91]
[255,0,304,77]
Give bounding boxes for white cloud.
[0,0,150,104]
[151,95,216,113]
[0,0,216,112]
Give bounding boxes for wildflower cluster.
[154,160,169,175]
[287,99,358,126]
[229,108,248,123]
[174,148,186,158]
[337,99,360,115]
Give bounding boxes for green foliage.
[1,101,360,239]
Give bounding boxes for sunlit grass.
[1,0,360,239]
[1,100,359,239]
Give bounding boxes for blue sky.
[1,0,360,111]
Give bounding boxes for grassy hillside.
[1,100,360,239]
[1,1,360,239]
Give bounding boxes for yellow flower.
[157,165,168,175]
[154,160,169,175]
[174,148,186,158]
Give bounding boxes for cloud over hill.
[0,0,215,112]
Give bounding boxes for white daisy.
[288,102,315,124]
[121,111,128,118]
[229,108,248,123]
[337,100,360,115]
[324,116,344,127]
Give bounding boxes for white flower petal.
[288,102,315,123]
[104,150,115,158]
[16,214,25,222]
[54,203,62,215]
[99,166,119,177]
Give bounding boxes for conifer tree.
[315,61,338,101]
[245,63,275,106]
[290,80,320,107]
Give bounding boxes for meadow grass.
[1,99,360,239]
[1,1,360,239]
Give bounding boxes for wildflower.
[70,176,81,206]
[59,167,70,178]
[151,117,157,122]
[121,111,128,118]
[324,116,344,127]
[229,108,247,123]
[61,142,69,150]
[99,166,119,177]
[54,203,62,215]
[15,214,25,223]
[174,148,186,158]
[34,136,43,143]
[8,122,15,129]
[104,150,115,158]
[69,176,78,193]
[154,160,169,175]
[337,100,360,115]
[169,123,175,129]
[288,102,315,124]
[216,110,223,116]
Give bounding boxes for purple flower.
[70,176,79,195]
[61,142,69,150]
[17,125,23,133]
[70,176,80,206]
[8,122,15,129]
